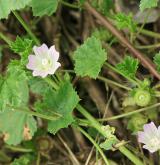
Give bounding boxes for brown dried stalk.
[84,2,160,80]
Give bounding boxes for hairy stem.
[134,10,151,40]
[10,106,61,121]
[5,145,33,153]
[44,77,59,90]
[139,28,160,39]
[98,76,132,90]
[136,43,160,49]
[77,126,110,165]
[0,33,11,45]
[105,62,138,86]
[76,104,144,165]
[99,103,160,121]
[12,11,40,45]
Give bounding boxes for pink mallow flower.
[26,44,61,78]
[138,122,160,153]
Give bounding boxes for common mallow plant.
[27,44,61,78]
[0,0,160,164]
[138,122,160,153]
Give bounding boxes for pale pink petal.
[143,122,158,136]
[33,70,48,78]
[40,72,49,78]
[33,44,48,57]
[48,62,61,74]
[48,45,59,61]
[138,122,160,153]
[26,55,37,70]
[138,132,148,144]
[143,145,157,153]
[26,44,61,78]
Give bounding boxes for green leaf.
[101,125,116,138]
[114,13,137,32]
[91,0,113,15]
[99,125,117,150]
[79,0,86,5]
[154,52,160,73]
[0,0,31,19]
[35,79,79,134]
[140,0,158,11]
[11,154,34,165]
[0,109,37,145]
[10,36,32,55]
[10,36,33,65]
[7,60,28,77]
[100,137,117,150]
[0,67,29,112]
[29,77,51,95]
[74,36,107,78]
[30,0,59,16]
[92,28,113,42]
[116,56,139,78]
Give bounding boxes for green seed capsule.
[134,89,151,107]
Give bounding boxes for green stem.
[61,70,131,90]
[98,103,160,121]
[134,10,151,40]
[36,152,41,165]
[136,43,160,49]
[5,145,33,153]
[76,104,144,165]
[76,104,106,136]
[77,126,110,165]
[78,103,160,125]
[139,28,160,39]
[97,76,131,90]
[105,62,139,86]
[10,106,61,121]
[0,33,11,45]
[44,77,59,90]
[119,146,143,164]
[12,11,40,45]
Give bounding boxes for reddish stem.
[85,2,160,80]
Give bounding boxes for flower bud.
[134,89,151,107]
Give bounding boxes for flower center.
[139,95,145,100]
[134,90,151,107]
[41,58,49,66]
[149,137,160,148]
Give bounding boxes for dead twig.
[84,2,160,80]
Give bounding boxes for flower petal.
[158,126,160,136]
[26,55,37,70]
[138,131,148,144]
[143,145,158,153]
[48,45,59,61]
[33,70,48,78]
[48,62,61,75]
[33,44,48,57]
[143,122,158,136]
[27,44,61,78]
